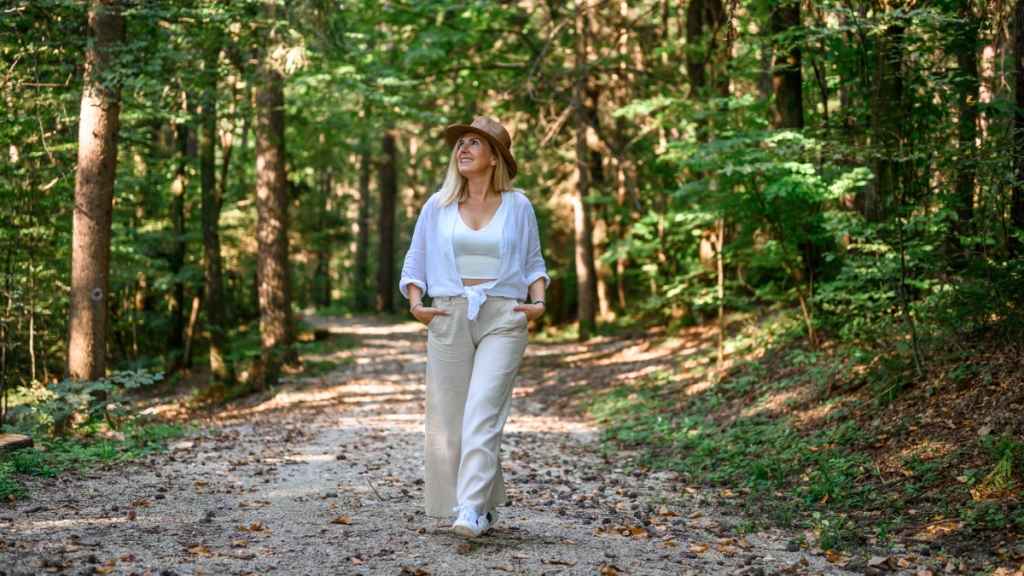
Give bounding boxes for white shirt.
[452,197,506,279]
[399,189,550,320]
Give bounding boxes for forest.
[1,0,1023,574]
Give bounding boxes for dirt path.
[1,316,864,575]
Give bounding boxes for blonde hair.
[438,141,513,207]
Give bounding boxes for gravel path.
[0,316,862,575]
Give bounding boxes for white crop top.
[453,201,506,279]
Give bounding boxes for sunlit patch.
[23,516,129,532]
[741,389,802,418]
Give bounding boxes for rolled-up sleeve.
[399,197,431,299]
[523,200,550,288]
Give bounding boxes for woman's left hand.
[513,302,546,322]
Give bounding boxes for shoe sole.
[452,524,482,538]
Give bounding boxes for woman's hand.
[513,302,545,322]
[411,304,449,326]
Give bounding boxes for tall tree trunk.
[68,0,123,380]
[253,0,294,389]
[167,116,188,372]
[376,131,397,313]
[950,0,979,263]
[313,165,332,307]
[355,145,371,310]
[200,31,233,384]
[861,23,905,222]
[1013,0,1024,255]
[574,0,598,341]
[771,0,804,129]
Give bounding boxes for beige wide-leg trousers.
[423,295,529,518]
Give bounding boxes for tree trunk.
[355,145,371,310]
[376,131,397,313]
[861,23,905,222]
[1013,0,1024,255]
[253,0,294,389]
[313,166,332,308]
[167,117,188,372]
[574,0,598,341]
[68,0,123,380]
[200,31,233,384]
[950,0,979,262]
[771,0,804,129]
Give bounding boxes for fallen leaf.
[238,521,267,532]
[868,555,892,569]
[690,543,709,554]
[231,539,249,548]
[599,564,622,575]
[330,515,352,525]
[187,544,212,557]
[541,559,577,566]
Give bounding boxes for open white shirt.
[399,189,550,320]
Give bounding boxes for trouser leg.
[423,300,473,517]
[456,302,528,514]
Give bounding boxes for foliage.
[0,422,185,501]
[8,370,163,436]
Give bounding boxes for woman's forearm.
[407,284,423,308]
[528,277,545,303]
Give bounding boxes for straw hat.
[442,116,518,179]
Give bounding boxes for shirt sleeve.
[523,197,551,289]
[399,196,432,299]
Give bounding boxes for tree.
[1013,0,1024,254]
[376,131,397,313]
[573,0,598,341]
[67,0,124,380]
[199,27,233,384]
[253,1,294,389]
[950,0,979,261]
[771,0,804,130]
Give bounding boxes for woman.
[399,116,549,538]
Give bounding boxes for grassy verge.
[586,311,1024,556]
[0,422,187,502]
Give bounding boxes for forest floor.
[0,314,884,576]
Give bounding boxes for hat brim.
[442,124,518,179]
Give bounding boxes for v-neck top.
[453,199,506,279]
[398,189,550,320]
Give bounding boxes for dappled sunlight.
[741,388,802,418]
[21,516,129,533]
[896,438,957,463]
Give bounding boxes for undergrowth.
[588,310,1024,553]
[0,422,186,502]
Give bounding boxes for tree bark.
[200,31,233,384]
[574,0,598,341]
[771,0,804,130]
[861,23,905,222]
[167,116,188,372]
[68,0,124,380]
[950,0,979,261]
[1013,0,1024,255]
[355,144,371,310]
[253,0,294,389]
[313,165,332,308]
[376,131,397,313]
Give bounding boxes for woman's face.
[455,133,495,178]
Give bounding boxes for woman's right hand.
[411,305,449,326]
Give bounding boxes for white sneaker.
[451,504,482,537]
[451,505,497,537]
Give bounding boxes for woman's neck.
[464,173,493,203]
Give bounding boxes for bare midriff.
[462,278,495,286]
